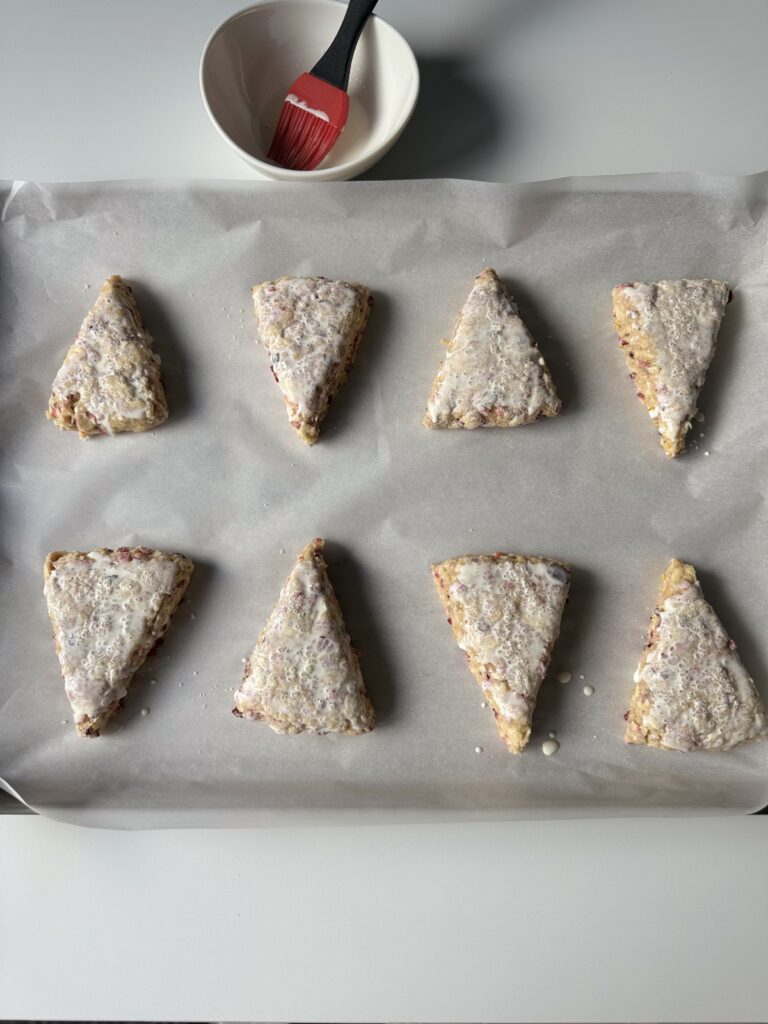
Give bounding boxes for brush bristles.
[267,103,341,171]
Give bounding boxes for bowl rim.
[199,0,420,180]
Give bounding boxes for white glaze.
[425,268,560,428]
[285,93,331,122]
[542,739,559,756]
[253,276,370,439]
[630,572,767,751]
[614,279,729,444]
[44,549,190,728]
[442,556,569,727]
[234,540,374,735]
[48,276,167,436]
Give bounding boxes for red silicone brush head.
[268,72,349,171]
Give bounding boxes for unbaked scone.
[44,547,193,736]
[611,279,731,457]
[423,268,561,429]
[253,276,373,445]
[47,275,169,437]
[432,552,570,753]
[234,539,374,734]
[625,559,767,751]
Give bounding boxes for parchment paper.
[1,174,767,829]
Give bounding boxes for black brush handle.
[311,0,379,91]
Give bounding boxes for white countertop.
[1,815,767,1023]
[2,1,768,1021]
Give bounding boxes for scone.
[47,275,169,437]
[45,547,193,736]
[234,539,374,734]
[432,552,570,753]
[611,279,731,456]
[253,276,373,445]
[423,268,561,429]
[626,559,767,751]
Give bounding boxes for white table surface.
[2,1,768,1021]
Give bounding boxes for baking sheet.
[1,174,767,829]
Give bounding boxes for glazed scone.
[253,276,373,445]
[47,275,169,438]
[611,279,731,457]
[423,268,561,429]
[432,552,570,753]
[626,559,768,751]
[44,547,193,736]
[234,539,374,734]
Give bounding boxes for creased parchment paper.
[1,175,767,829]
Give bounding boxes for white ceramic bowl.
[200,0,420,181]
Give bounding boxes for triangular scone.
[44,547,193,736]
[47,275,169,438]
[253,276,373,445]
[432,553,570,753]
[611,279,731,457]
[626,559,767,751]
[234,539,374,734]
[423,268,561,429]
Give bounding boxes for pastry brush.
[267,0,378,170]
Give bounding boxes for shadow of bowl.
[360,53,506,180]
